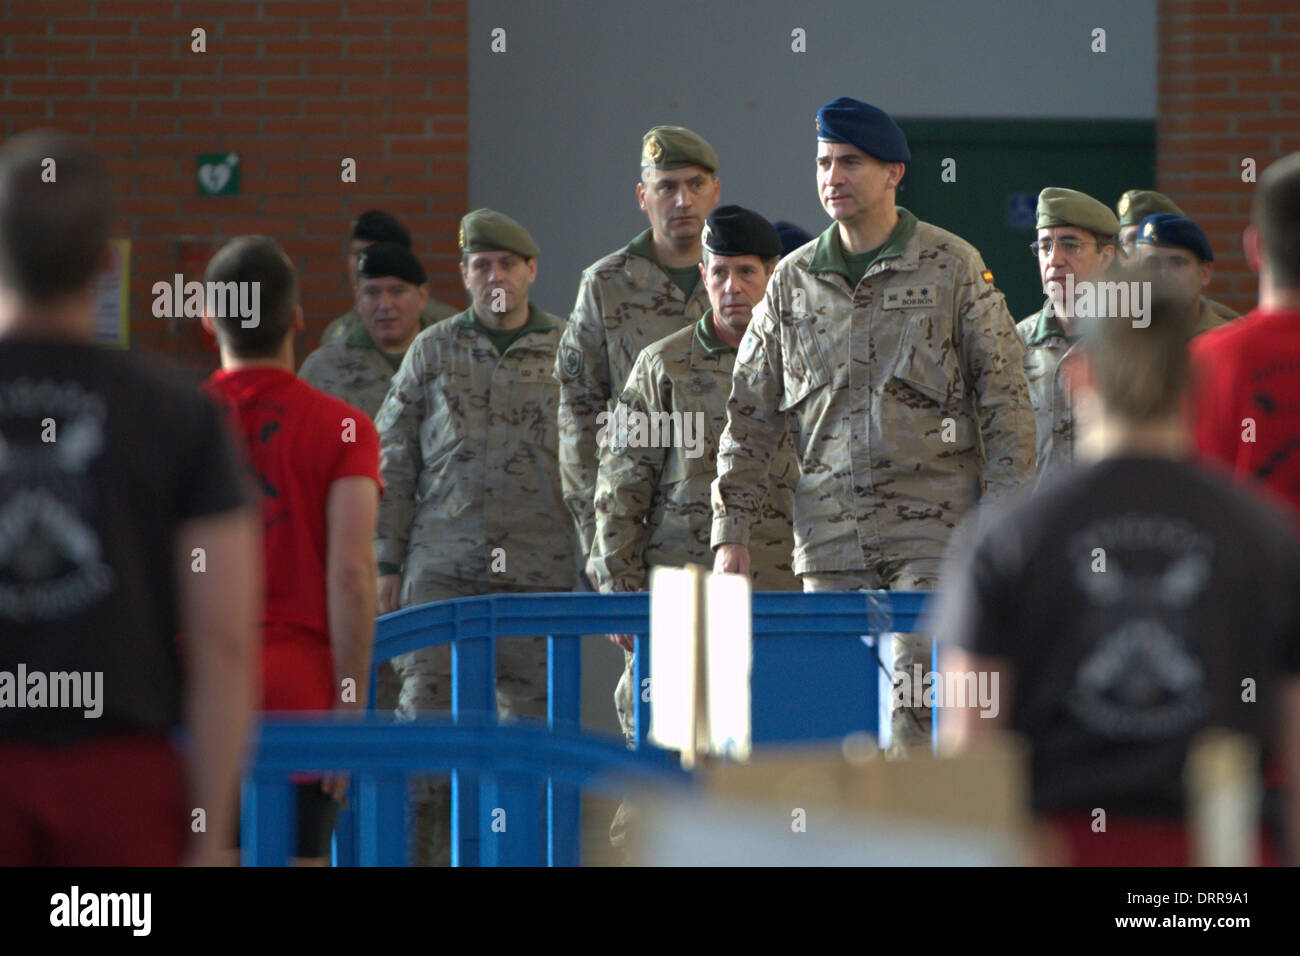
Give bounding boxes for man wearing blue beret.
[711,97,1036,754]
[1135,213,1232,337]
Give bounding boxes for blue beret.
[774,221,815,257]
[815,97,910,163]
[1136,213,1213,262]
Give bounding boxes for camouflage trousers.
[391,572,550,867]
[801,559,941,758]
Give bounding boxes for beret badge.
[644,135,664,164]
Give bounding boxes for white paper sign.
[706,572,751,760]
[647,566,700,755]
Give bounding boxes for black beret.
[356,241,427,284]
[703,205,783,260]
[815,97,910,163]
[351,210,412,248]
[1136,213,1214,262]
[774,220,815,257]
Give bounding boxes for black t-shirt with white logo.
[932,456,1300,817]
[0,341,249,744]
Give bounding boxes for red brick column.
[2,0,468,372]
[1158,0,1300,314]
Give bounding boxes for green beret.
[1117,189,1184,227]
[640,126,718,173]
[458,208,539,259]
[1036,187,1120,237]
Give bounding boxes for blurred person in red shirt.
[1190,152,1300,520]
[202,236,381,865]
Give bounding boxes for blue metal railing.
[247,590,935,866]
[242,716,690,866]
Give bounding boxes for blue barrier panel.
[334,590,935,866]
[246,715,691,867]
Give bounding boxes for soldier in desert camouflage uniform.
[300,242,432,420]
[711,98,1036,753]
[1016,188,1122,481]
[555,126,721,565]
[1115,190,1239,323]
[299,241,433,712]
[591,206,801,748]
[374,209,577,865]
[318,209,458,348]
[1134,213,1231,338]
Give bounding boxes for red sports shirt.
[204,367,382,711]
[1190,307,1300,521]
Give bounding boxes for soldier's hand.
[713,544,751,577]
[608,633,635,652]
[377,574,402,615]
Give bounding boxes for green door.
[896,120,1156,322]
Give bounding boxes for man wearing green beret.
[712,98,1035,755]
[1117,189,1237,321]
[555,125,721,571]
[373,208,577,866]
[299,242,432,421]
[1017,187,1121,479]
[318,209,459,348]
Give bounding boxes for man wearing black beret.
[300,241,432,421]
[318,209,458,347]
[711,97,1036,754]
[590,205,801,738]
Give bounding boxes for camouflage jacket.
[320,296,460,348]
[712,212,1036,573]
[1016,301,1077,481]
[375,305,578,588]
[1017,295,1228,479]
[299,328,401,422]
[589,313,800,593]
[555,229,710,560]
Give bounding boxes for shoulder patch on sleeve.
[981,268,994,284]
[559,345,583,380]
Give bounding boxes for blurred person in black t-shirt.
[931,276,1300,866]
[0,131,260,866]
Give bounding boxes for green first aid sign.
[197,152,240,196]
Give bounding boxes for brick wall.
[1,0,468,373]
[1158,0,1300,314]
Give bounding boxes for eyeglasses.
[1030,237,1101,258]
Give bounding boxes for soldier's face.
[636,166,720,245]
[701,252,772,339]
[1036,226,1114,307]
[1137,245,1210,306]
[357,276,427,350]
[1117,225,1139,265]
[459,250,537,318]
[817,143,902,224]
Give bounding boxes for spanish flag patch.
[981,268,994,283]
